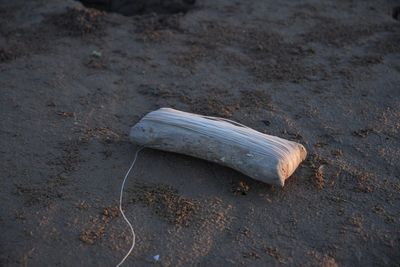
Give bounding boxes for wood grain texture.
[130,108,307,186]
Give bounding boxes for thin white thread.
[116,147,143,267]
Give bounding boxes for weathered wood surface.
[130,108,307,186]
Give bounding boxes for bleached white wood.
[129,108,307,186]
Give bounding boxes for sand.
[0,0,399,266]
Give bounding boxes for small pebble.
[153,254,160,262]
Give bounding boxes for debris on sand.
[130,182,199,226]
[242,251,260,259]
[314,165,325,189]
[103,206,119,218]
[152,254,160,262]
[307,154,328,189]
[57,111,75,118]
[352,128,374,138]
[80,227,105,245]
[79,206,119,245]
[83,127,123,143]
[91,50,102,58]
[265,246,285,263]
[129,181,233,231]
[232,181,250,195]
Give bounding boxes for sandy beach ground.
[0,0,399,266]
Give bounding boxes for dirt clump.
[232,181,250,195]
[83,127,123,143]
[130,182,199,226]
[80,206,119,245]
[352,128,374,138]
[265,246,285,263]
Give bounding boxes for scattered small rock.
[77,201,90,209]
[265,246,285,263]
[331,149,343,157]
[130,182,199,226]
[80,206,119,245]
[352,128,374,138]
[57,111,75,118]
[80,226,105,245]
[315,165,325,189]
[242,251,260,259]
[91,50,102,58]
[153,254,160,262]
[348,215,363,228]
[83,127,123,143]
[232,181,250,195]
[103,206,119,218]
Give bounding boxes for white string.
[116,147,143,267]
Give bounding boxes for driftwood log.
[130,108,307,186]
